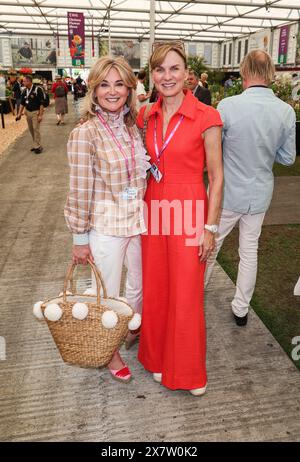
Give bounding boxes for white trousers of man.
[89,231,142,314]
[204,209,265,318]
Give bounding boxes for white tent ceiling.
[0,1,299,42]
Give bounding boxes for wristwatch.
[204,224,218,234]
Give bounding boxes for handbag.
[33,259,141,368]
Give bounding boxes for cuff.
[73,233,89,245]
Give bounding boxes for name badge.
[121,187,138,200]
[150,163,163,183]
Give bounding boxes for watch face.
[206,224,218,233]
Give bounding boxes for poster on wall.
[278,25,290,64]
[249,30,271,53]
[100,40,140,69]
[11,37,56,67]
[68,12,85,67]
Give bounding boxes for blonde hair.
[150,41,187,71]
[240,50,275,85]
[83,56,137,126]
[200,73,208,80]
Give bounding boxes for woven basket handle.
[63,258,107,305]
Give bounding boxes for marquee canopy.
[0,1,299,42]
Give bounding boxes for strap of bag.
[63,258,107,305]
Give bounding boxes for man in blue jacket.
[205,49,296,326]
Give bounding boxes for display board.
[249,29,271,53]
[11,37,56,67]
[100,40,140,69]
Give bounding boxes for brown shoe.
[34,147,43,154]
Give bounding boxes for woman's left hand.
[198,230,215,262]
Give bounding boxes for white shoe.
[153,373,162,383]
[189,385,207,396]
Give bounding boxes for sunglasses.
[152,40,185,52]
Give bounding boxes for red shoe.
[109,365,132,383]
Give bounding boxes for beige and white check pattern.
[64,108,147,244]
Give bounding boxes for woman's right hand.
[72,244,94,265]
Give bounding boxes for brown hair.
[83,56,137,127]
[150,41,187,71]
[188,68,199,79]
[240,49,275,85]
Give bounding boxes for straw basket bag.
[33,259,141,368]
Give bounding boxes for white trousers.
[89,231,142,314]
[204,209,265,317]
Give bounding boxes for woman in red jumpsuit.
[137,42,223,396]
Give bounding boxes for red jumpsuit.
[137,90,223,390]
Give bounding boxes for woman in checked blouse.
[64,57,150,383]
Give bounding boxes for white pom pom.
[72,302,89,320]
[84,288,97,296]
[44,303,63,322]
[102,310,118,329]
[58,291,73,297]
[128,313,142,331]
[33,301,44,320]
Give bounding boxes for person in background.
[16,74,44,154]
[187,69,211,106]
[136,69,151,110]
[65,78,72,93]
[137,41,223,396]
[200,72,209,88]
[42,78,48,93]
[10,73,22,115]
[205,50,296,326]
[51,75,68,125]
[73,76,87,122]
[224,75,234,93]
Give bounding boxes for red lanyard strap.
[96,110,135,181]
[154,114,184,164]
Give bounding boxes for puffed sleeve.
[201,106,223,134]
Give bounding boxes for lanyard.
[26,85,34,100]
[96,110,135,181]
[154,114,184,164]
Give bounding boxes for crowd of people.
[2,73,87,153]
[63,44,295,395]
